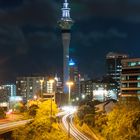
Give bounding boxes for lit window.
[138,83,140,87]
[137,76,140,80]
[122,84,126,88]
[122,76,126,80]
[128,62,136,66]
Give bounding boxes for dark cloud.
[0,0,139,82]
[27,31,58,48]
[0,25,28,52]
[0,56,10,65]
[71,0,140,24]
[72,28,127,48]
[0,0,56,26]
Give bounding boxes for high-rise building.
[106,52,128,91]
[0,87,9,103]
[16,76,47,101]
[69,59,78,83]
[121,58,140,101]
[80,79,117,102]
[80,80,93,97]
[58,0,74,94]
[0,84,16,110]
[2,84,16,97]
[16,76,57,102]
[69,59,79,95]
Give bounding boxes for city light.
[6,109,13,115]
[93,88,108,101]
[76,97,79,101]
[49,79,55,84]
[49,79,55,123]
[0,0,139,139]
[69,59,75,66]
[66,81,73,104]
[40,78,44,98]
[61,106,77,113]
[82,94,85,99]
[34,95,37,100]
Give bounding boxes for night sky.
[0,0,140,83]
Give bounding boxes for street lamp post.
[34,95,37,100]
[40,78,44,99]
[49,79,55,124]
[66,81,73,139]
[66,81,73,105]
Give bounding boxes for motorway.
[62,113,91,140]
[0,119,32,134]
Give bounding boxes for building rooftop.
[106,52,128,59]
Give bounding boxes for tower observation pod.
[58,0,74,94]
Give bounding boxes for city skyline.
[0,0,140,82]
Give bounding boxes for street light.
[66,81,73,105]
[66,81,73,139]
[40,78,44,99]
[49,79,55,124]
[34,95,37,100]
[76,97,79,101]
[82,94,85,99]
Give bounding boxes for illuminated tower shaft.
[58,0,74,93]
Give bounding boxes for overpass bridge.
[0,119,32,134]
[0,119,32,139]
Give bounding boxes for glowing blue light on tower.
[69,59,75,66]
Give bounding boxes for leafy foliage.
[102,103,140,140]
[84,114,95,126]
[77,100,95,126]
[12,100,67,140]
[28,104,39,117]
[92,102,140,140]
[94,113,108,133]
[76,100,140,140]
[13,102,25,113]
[0,107,6,119]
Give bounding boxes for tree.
[13,102,25,113]
[84,114,95,126]
[0,107,6,119]
[28,104,39,117]
[77,104,95,126]
[102,102,140,140]
[94,113,108,133]
[12,100,68,140]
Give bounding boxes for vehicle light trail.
[0,119,32,134]
[62,113,91,140]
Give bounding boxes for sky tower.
[58,0,74,94]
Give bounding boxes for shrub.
[0,107,6,119]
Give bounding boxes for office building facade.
[16,76,57,101]
[0,84,16,110]
[69,59,80,95]
[106,52,128,92]
[121,58,140,101]
[80,79,117,102]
